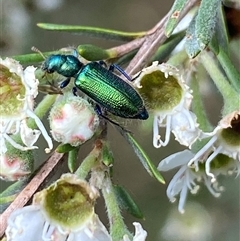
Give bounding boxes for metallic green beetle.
[42,54,149,120]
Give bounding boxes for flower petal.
[158,150,194,171]
[20,120,41,147]
[171,111,200,148]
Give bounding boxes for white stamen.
[14,121,21,135]
[16,93,26,101]
[205,146,222,182]
[191,185,200,194]
[186,171,196,190]
[182,108,196,131]
[203,175,221,197]
[179,182,188,214]
[42,221,54,241]
[5,120,16,134]
[213,182,225,192]
[153,115,161,148]
[1,121,9,133]
[160,115,171,146]
[26,109,53,152]
[4,133,38,151]
[188,135,218,170]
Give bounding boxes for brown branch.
[0,151,65,238]
[126,0,200,75]
[107,37,145,59]
[105,15,169,61]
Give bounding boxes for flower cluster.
[0,58,100,181]
[134,61,240,213]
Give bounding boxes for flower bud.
[0,146,33,181]
[77,44,111,61]
[49,94,99,146]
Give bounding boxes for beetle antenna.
[31,46,46,60]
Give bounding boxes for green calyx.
[211,154,234,170]
[219,117,240,147]
[198,153,234,171]
[39,174,98,230]
[138,70,183,111]
[45,183,94,227]
[0,64,26,116]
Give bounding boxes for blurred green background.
[0,1,239,240]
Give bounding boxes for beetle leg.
[110,64,142,82]
[95,105,131,133]
[109,64,132,82]
[72,87,78,96]
[60,77,71,88]
[98,61,133,82]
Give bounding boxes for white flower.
[6,174,112,241]
[134,62,201,148]
[0,57,53,154]
[6,205,112,241]
[158,149,238,213]
[188,110,240,181]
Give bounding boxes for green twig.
[101,175,132,241]
[200,50,240,116]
